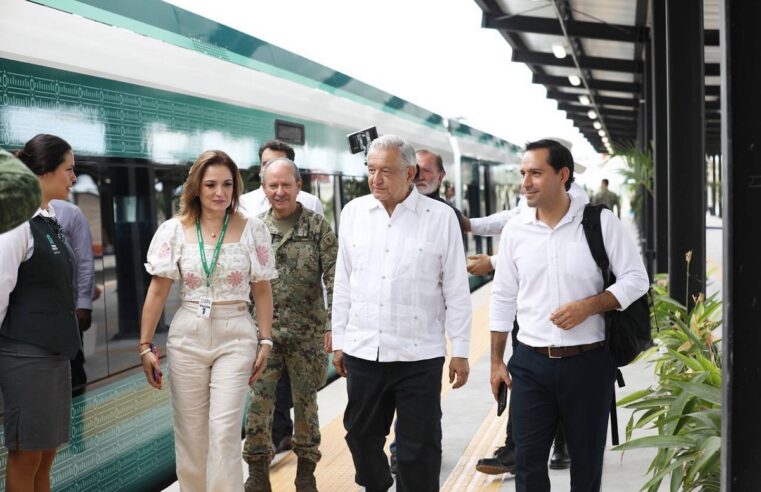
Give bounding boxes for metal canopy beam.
[482,13,645,42]
[666,0,705,309]
[512,49,642,73]
[548,90,639,107]
[558,102,637,118]
[532,73,641,93]
[513,49,720,76]
[721,0,761,489]
[482,14,720,46]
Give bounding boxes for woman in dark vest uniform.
[0,134,80,491]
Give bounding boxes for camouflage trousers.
[243,333,327,464]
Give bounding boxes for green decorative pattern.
[29,0,449,132]
[0,364,174,492]
[0,57,358,170]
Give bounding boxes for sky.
[162,0,622,190]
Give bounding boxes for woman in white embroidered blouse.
[139,150,277,492]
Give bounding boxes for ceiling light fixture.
[598,129,606,137]
[568,75,581,86]
[602,136,609,143]
[579,95,591,105]
[593,121,602,130]
[552,43,567,59]
[587,110,597,120]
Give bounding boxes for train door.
[461,158,495,256]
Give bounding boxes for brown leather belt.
[518,341,606,359]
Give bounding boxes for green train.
[0,0,522,489]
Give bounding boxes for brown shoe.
[244,457,272,492]
[295,457,318,492]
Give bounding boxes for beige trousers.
[167,301,258,492]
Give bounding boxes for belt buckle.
[547,345,561,359]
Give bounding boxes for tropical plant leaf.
[675,381,722,405]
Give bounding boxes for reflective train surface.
[0,0,522,489]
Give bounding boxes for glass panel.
[153,165,188,337]
[339,175,369,234]
[72,162,111,387]
[101,165,156,375]
[340,175,370,206]
[309,174,337,231]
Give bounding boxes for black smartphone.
[150,343,162,385]
[497,381,508,416]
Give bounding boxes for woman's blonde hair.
[177,150,243,223]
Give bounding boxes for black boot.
[476,443,516,475]
[244,456,272,492]
[549,425,571,470]
[295,457,318,492]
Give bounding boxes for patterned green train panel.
[0,57,353,171]
[0,364,174,492]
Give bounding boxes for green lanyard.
[196,210,230,288]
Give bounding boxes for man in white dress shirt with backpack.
[331,134,472,492]
[489,139,649,491]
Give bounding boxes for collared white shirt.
[470,182,590,270]
[239,187,324,217]
[331,187,472,361]
[0,208,55,324]
[489,194,649,348]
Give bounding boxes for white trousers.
[167,302,258,492]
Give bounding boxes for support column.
[651,0,669,273]
[643,46,655,278]
[721,1,761,490]
[665,0,705,308]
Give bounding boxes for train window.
[274,119,305,145]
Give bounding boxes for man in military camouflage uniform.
[243,158,337,492]
[593,178,621,217]
[0,147,41,234]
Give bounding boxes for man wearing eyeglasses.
[332,134,471,492]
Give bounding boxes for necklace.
[202,219,224,239]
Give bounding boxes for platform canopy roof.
[474,0,721,154]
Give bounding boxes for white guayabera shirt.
[331,187,472,362]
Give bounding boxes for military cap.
[0,147,41,234]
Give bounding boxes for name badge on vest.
[197,296,212,319]
[46,234,61,255]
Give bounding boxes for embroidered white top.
[144,216,277,302]
[489,194,650,347]
[331,187,472,362]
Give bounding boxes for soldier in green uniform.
[0,147,42,234]
[243,158,337,492]
[592,178,621,217]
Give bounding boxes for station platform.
[163,283,661,492]
[163,212,725,491]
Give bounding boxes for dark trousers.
[272,369,294,444]
[344,355,444,492]
[509,343,615,492]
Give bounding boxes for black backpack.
[581,204,652,367]
[581,204,653,445]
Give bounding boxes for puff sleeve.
[245,217,278,282]
[144,218,182,280]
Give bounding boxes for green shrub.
[614,274,721,491]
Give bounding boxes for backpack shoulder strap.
[581,204,612,286]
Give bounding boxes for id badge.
[197,296,213,319]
